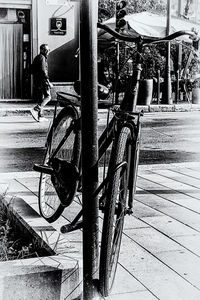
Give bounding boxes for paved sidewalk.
[1,162,200,299]
[1,100,200,117]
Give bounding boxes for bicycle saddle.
[74,80,110,100]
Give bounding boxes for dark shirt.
[32,53,49,87]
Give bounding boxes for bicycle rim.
[39,107,81,223]
[99,127,131,296]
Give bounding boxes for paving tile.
[110,264,146,294]
[118,235,200,300]
[140,215,200,239]
[132,201,163,219]
[1,166,200,299]
[16,176,40,192]
[138,172,200,200]
[158,206,200,232]
[174,235,200,255]
[136,185,200,213]
[124,225,182,254]
[107,290,157,300]
[157,250,200,289]
[153,169,200,189]
[173,167,200,180]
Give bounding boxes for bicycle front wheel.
[99,126,131,296]
[39,107,81,223]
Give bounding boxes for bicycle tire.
[38,107,81,223]
[129,123,140,202]
[99,126,132,296]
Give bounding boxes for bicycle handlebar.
[97,22,198,44]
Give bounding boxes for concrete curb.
[0,188,82,299]
[0,255,81,300]
[136,103,200,112]
[0,106,55,117]
[0,102,200,117]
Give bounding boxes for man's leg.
[38,87,51,119]
[30,87,43,122]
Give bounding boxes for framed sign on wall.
[50,18,66,35]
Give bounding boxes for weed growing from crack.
[0,196,43,261]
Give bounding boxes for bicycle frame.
[33,22,199,298]
[47,102,140,233]
[37,24,199,233]
[59,60,143,233]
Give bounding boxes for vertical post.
[162,0,172,104]
[80,0,99,299]
[176,0,183,103]
[157,70,160,104]
[115,43,120,104]
[178,0,182,17]
[194,0,198,23]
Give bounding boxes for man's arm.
[40,55,53,88]
[40,55,49,80]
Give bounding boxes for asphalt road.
[0,111,200,172]
[140,111,200,165]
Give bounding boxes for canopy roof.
[98,11,200,46]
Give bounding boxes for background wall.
[36,0,79,82]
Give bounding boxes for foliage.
[192,79,200,88]
[184,0,193,17]
[126,0,166,14]
[98,0,199,92]
[140,45,166,79]
[0,198,44,261]
[189,54,200,76]
[98,0,167,21]
[98,0,195,19]
[98,0,167,83]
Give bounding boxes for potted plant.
[187,53,200,104]
[192,78,200,104]
[137,45,165,105]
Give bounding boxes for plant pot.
[137,79,153,105]
[192,88,200,104]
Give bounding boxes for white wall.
[33,0,79,82]
[37,0,77,53]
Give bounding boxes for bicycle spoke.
[38,108,81,223]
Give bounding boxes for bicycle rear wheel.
[39,107,81,223]
[99,126,132,296]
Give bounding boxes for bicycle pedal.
[61,221,83,233]
[125,208,133,215]
[33,164,53,175]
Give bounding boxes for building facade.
[0,0,79,99]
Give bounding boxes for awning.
[98,11,200,46]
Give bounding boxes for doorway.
[0,23,23,99]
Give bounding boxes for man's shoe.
[39,116,49,122]
[30,108,39,122]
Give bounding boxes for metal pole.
[115,43,120,104]
[176,0,183,103]
[195,0,198,23]
[157,70,160,104]
[178,0,182,17]
[162,0,172,104]
[80,1,99,299]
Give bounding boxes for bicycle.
[34,24,198,296]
